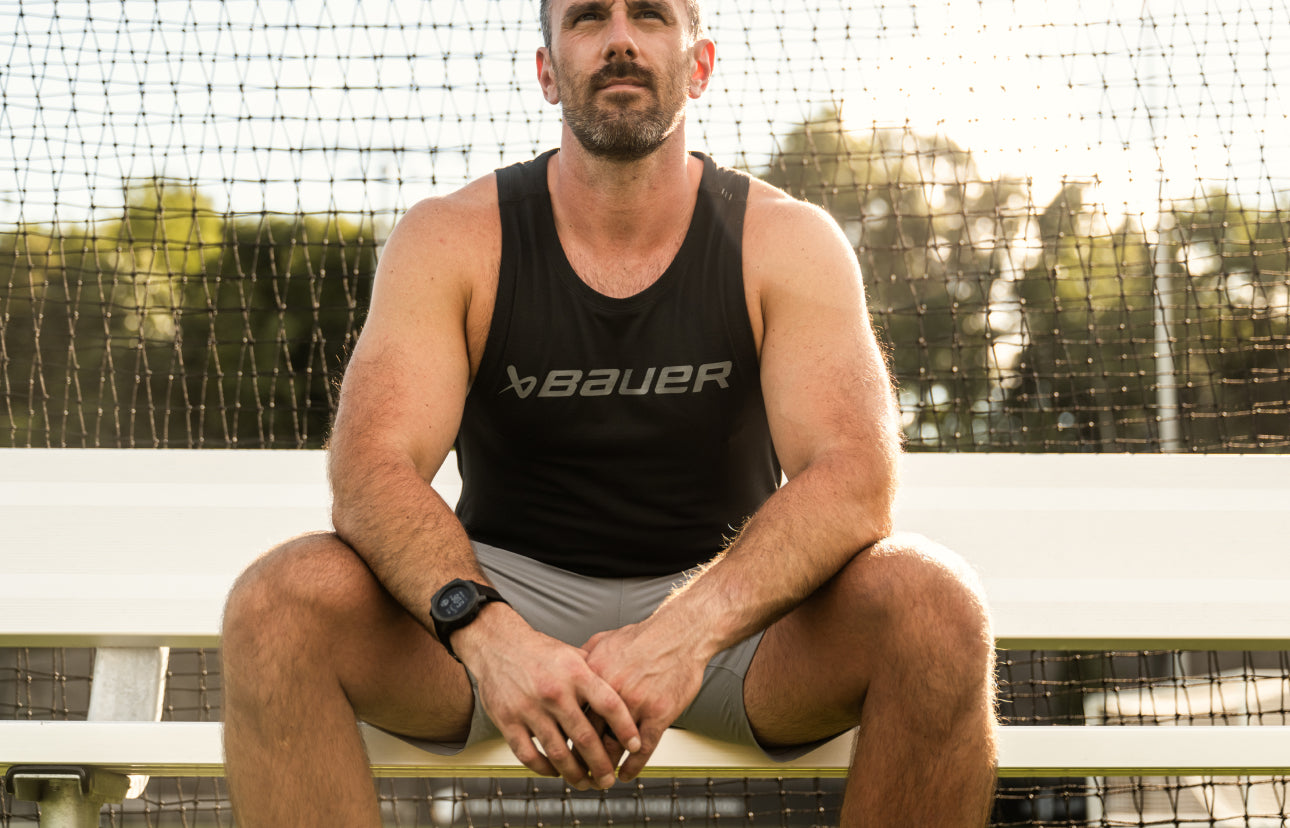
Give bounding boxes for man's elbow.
[324,434,390,542]
[841,441,899,548]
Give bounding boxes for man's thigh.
[742,533,991,748]
[228,531,476,743]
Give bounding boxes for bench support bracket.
[4,765,130,828]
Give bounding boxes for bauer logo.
[501,362,732,398]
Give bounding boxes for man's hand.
[582,617,711,782]
[456,608,642,791]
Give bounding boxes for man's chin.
[577,138,664,164]
[563,103,682,162]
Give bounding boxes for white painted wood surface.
[3,448,1290,779]
[3,449,1288,648]
[5,721,1290,778]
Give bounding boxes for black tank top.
[454,149,780,577]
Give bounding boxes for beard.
[556,58,690,162]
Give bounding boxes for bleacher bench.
[3,449,1289,826]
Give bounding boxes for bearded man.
[221,1,998,825]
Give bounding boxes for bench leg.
[88,646,170,800]
[4,766,130,828]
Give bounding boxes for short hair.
[539,0,705,51]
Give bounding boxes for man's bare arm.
[583,186,900,779]
[328,185,639,789]
[328,189,490,615]
[664,185,901,640]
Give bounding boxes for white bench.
[3,448,1289,826]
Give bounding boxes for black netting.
[3,1,1288,825]
[3,1,1287,451]
[4,648,1288,826]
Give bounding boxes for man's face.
[541,0,702,161]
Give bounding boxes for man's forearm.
[329,444,484,626]
[657,449,896,660]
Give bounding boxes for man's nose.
[602,9,639,61]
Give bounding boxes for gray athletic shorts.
[397,541,825,762]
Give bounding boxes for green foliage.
[4,135,1288,452]
[762,107,1029,449]
[761,108,1290,451]
[1,177,378,447]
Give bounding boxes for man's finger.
[616,721,666,782]
[534,722,596,790]
[585,708,625,765]
[503,727,558,779]
[561,709,619,789]
[616,748,651,782]
[582,680,642,755]
[601,731,626,772]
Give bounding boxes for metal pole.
[1143,0,1182,452]
[31,778,106,828]
[1154,228,1182,452]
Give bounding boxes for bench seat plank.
[3,722,1290,778]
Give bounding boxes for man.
[221,0,997,825]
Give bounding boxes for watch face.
[436,584,474,621]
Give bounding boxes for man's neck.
[547,127,700,253]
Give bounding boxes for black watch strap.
[430,579,509,662]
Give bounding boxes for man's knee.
[222,532,373,662]
[841,532,994,692]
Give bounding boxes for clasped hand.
[467,619,707,790]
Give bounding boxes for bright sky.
[2,0,1288,226]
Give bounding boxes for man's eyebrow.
[627,0,682,24]
[562,0,677,25]
[562,0,609,25]
[627,0,674,15]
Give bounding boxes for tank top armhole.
[697,155,761,390]
[469,152,554,395]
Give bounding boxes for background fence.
[3,0,1288,825]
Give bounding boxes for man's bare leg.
[744,533,997,827]
[221,532,474,828]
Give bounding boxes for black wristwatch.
[430,579,509,662]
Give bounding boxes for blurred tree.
[758,107,1290,451]
[760,107,1029,448]
[1004,184,1160,449]
[4,159,1286,452]
[194,210,377,447]
[0,178,377,448]
[1004,188,1290,451]
[0,217,106,445]
[1169,193,1290,450]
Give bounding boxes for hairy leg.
[743,533,997,828]
[221,532,473,828]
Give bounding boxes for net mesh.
[4,648,1289,826]
[2,0,1288,825]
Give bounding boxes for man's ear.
[537,46,561,104]
[688,39,715,99]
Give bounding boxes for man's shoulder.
[399,172,501,234]
[744,176,837,232]
[743,178,853,267]
[383,174,504,273]
[374,172,505,310]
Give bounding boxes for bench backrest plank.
[3,449,1288,649]
[893,453,1290,648]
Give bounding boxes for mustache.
[592,62,655,89]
